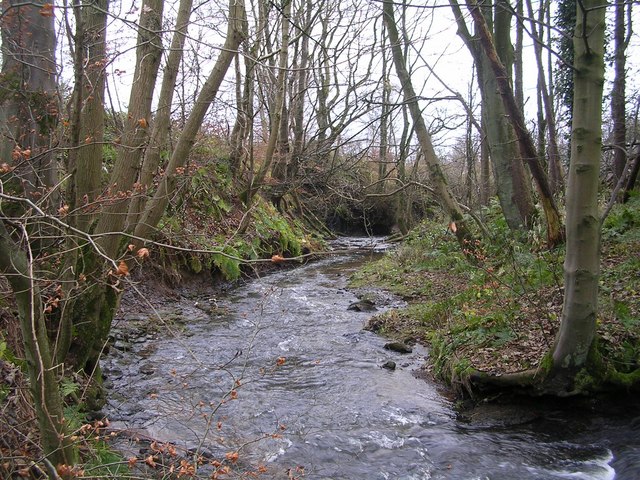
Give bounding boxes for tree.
[0,0,248,465]
[0,0,78,465]
[526,0,564,196]
[383,0,474,247]
[450,0,535,231]
[464,0,564,247]
[610,0,632,187]
[550,0,606,386]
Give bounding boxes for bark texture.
[551,0,606,384]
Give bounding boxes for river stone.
[139,363,155,375]
[382,361,396,370]
[384,341,413,354]
[347,299,377,312]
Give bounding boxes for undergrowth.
[351,199,640,394]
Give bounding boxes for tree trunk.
[93,0,164,259]
[0,0,59,208]
[384,0,473,247]
[245,0,291,203]
[0,221,77,466]
[450,0,534,230]
[610,0,630,187]
[127,0,194,228]
[465,0,564,247]
[135,0,248,239]
[551,0,606,386]
[68,0,109,232]
[526,0,564,196]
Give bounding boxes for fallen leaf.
[271,254,285,263]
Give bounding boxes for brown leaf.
[115,261,129,276]
[40,3,54,16]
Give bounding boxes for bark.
[450,0,533,230]
[135,0,248,239]
[610,0,630,186]
[623,149,640,203]
[377,27,391,194]
[65,0,165,372]
[383,0,473,247]
[465,0,564,247]
[127,0,194,228]
[287,0,313,180]
[551,0,606,385]
[513,0,524,112]
[0,221,77,466]
[94,0,164,259]
[67,0,109,233]
[229,50,256,178]
[0,0,59,207]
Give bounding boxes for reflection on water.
[103,238,639,479]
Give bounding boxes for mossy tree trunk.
[62,0,165,376]
[465,0,564,247]
[550,0,606,388]
[0,221,78,466]
[450,0,534,231]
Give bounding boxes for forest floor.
[349,199,640,396]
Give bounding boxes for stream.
[102,238,640,479]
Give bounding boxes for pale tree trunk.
[450,0,534,230]
[0,0,58,207]
[127,0,194,228]
[229,49,256,178]
[286,0,312,180]
[551,0,606,385]
[377,26,391,194]
[135,0,248,239]
[465,0,564,247]
[0,221,77,466]
[384,0,473,247]
[479,126,491,206]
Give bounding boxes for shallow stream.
[102,238,640,479]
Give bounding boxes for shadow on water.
[102,237,640,479]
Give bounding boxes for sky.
[54,0,640,158]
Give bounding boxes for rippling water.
[103,238,640,479]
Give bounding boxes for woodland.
[0,0,639,477]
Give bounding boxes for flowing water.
[102,238,640,479]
